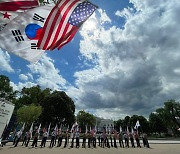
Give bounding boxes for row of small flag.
[0,0,97,62]
[18,120,140,135]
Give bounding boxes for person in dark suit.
[31,129,39,148]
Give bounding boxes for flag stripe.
[37,0,68,49]
[40,0,72,49]
[38,0,82,50]
[57,26,78,49]
[0,0,39,11]
[48,0,80,48]
[47,23,72,50]
[37,0,97,50]
[49,25,78,50]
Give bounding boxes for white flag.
[29,122,33,138]
[37,123,41,133]
[134,120,140,129]
[29,123,33,132]
[85,125,88,134]
[0,4,54,62]
[20,122,25,133]
[131,127,134,134]
[119,126,122,133]
[54,124,57,131]
[47,123,51,135]
[126,126,129,134]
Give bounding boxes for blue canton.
[68,1,97,26]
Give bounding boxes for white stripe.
[57,25,73,48]
[44,0,75,49]
[38,0,66,49]
[40,0,86,49]
[48,1,81,49]
[51,24,72,49]
[52,0,86,48]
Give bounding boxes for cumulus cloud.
[4,0,180,119]
[67,0,180,118]
[10,81,36,92]
[0,49,14,73]
[19,74,28,81]
[11,54,69,92]
[27,54,68,90]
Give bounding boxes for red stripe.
[0,1,38,11]
[37,1,61,48]
[47,23,71,50]
[48,26,78,50]
[49,0,80,49]
[41,0,70,50]
[37,0,69,49]
[57,27,78,50]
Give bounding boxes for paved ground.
[0,141,180,154]
[148,140,180,144]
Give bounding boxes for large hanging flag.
[0,4,54,62]
[0,0,40,11]
[37,0,97,50]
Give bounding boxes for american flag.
[37,0,97,50]
[0,0,39,11]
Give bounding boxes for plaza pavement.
[0,140,180,154]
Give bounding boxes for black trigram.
[33,13,45,23]
[11,30,24,42]
[31,43,40,50]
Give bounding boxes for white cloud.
[98,9,111,24]
[28,54,68,90]
[11,55,69,92]
[19,74,28,81]
[115,7,135,20]
[67,0,180,118]
[0,49,14,73]
[10,81,36,92]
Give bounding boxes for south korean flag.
[0,4,54,63]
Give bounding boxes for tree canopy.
[1,75,180,137]
[0,75,16,101]
[77,110,96,132]
[17,104,42,124]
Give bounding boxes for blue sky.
[0,0,180,120]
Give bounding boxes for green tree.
[114,119,123,131]
[40,91,75,127]
[0,75,16,101]
[17,86,51,107]
[17,104,42,124]
[77,110,96,132]
[156,100,180,136]
[149,112,167,135]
